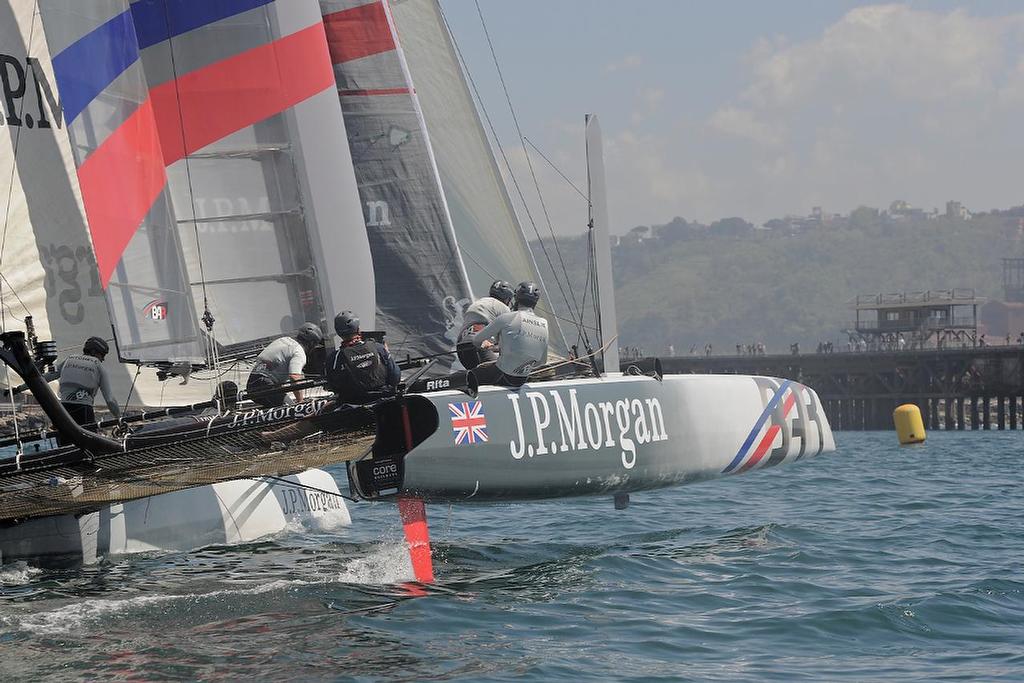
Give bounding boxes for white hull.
[0,469,350,565]
[353,373,837,501]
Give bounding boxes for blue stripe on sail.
[51,11,140,124]
[130,0,275,50]
[722,380,792,474]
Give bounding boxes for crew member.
[471,281,549,387]
[456,280,514,370]
[200,381,239,417]
[326,311,400,404]
[246,323,324,408]
[39,337,121,440]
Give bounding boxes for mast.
[585,114,619,374]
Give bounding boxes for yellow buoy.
[893,404,926,445]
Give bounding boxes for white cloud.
[510,5,1024,233]
[708,106,782,147]
[697,4,1024,222]
[742,5,1021,107]
[605,54,643,73]
[499,121,718,235]
[630,87,667,125]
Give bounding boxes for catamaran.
[0,0,835,571]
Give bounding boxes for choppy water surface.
[2,431,1023,681]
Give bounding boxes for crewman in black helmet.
[38,336,121,439]
[456,279,514,370]
[326,311,400,404]
[246,323,324,408]
[472,281,549,387]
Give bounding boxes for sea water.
[1,431,1022,681]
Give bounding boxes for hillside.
[531,209,1024,355]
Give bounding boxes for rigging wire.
[585,133,604,355]
[472,0,590,334]
[522,137,589,201]
[528,136,598,356]
[0,4,40,333]
[0,5,41,450]
[459,241,597,334]
[122,364,142,415]
[160,1,218,380]
[575,226,596,351]
[439,4,581,340]
[0,273,32,318]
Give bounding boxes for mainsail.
[0,1,211,405]
[320,0,472,363]
[388,0,567,355]
[0,2,113,359]
[38,0,205,365]
[37,0,374,367]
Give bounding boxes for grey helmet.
[514,281,541,309]
[295,322,324,349]
[334,310,360,338]
[83,336,109,358]
[489,280,514,306]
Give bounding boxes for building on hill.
[980,258,1024,340]
[850,289,980,349]
[888,200,928,221]
[945,200,971,220]
[763,207,842,235]
[1003,257,1024,302]
[980,300,1024,340]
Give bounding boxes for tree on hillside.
[709,217,754,237]
[849,206,880,231]
[657,217,706,244]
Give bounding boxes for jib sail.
[320,0,473,364]
[388,0,568,356]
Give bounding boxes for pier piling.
[653,345,1024,431]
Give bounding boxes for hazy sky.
[439,1,1024,234]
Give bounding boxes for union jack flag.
[449,401,488,445]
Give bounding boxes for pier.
[645,346,1024,431]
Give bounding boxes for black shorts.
[246,373,286,408]
[471,361,527,388]
[58,402,96,446]
[456,341,497,371]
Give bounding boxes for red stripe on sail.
[151,23,334,165]
[323,1,395,64]
[739,424,781,473]
[77,98,168,287]
[338,87,410,97]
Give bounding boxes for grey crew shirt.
[46,354,121,417]
[252,337,307,384]
[473,308,549,377]
[462,297,510,328]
